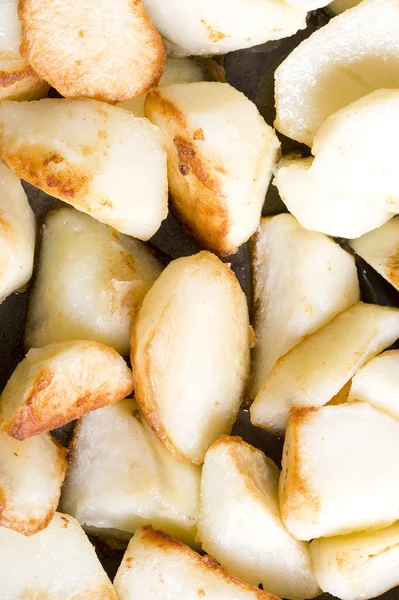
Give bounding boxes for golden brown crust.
[0,62,49,101]
[386,246,399,290]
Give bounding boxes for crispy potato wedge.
[251,302,399,435]
[0,98,168,240]
[275,0,399,146]
[0,429,66,536]
[310,523,399,600]
[0,512,117,599]
[131,251,251,465]
[62,398,200,548]
[328,0,361,14]
[0,161,35,304]
[0,340,134,440]
[19,0,165,102]
[198,436,319,600]
[280,402,399,541]
[145,82,280,255]
[114,525,280,600]
[24,207,163,356]
[250,214,359,400]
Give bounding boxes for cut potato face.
[250,214,359,400]
[24,207,163,356]
[0,161,36,304]
[280,402,399,541]
[328,0,362,15]
[275,0,399,146]
[145,83,280,255]
[198,436,320,600]
[0,430,66,536]
[19,0,165,102]
[285,0,329,8]
[62,398,200,548]
[0,98,168,240]
[251,302,399,435]
[131,251,251,465]
[114,525,280,600]
[310,522,399,600]
[0,512,117,599]
[1,340,134,440]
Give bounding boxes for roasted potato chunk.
[0,98,168,240]
[145,82,280,255]
[328,0,361,14]
[131,251,251,465]
[1,340,134,439]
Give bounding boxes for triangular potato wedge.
[19,0,165,102]
[250,214,359,400]
[24,207,163,356]
[62,398,200,548]
[131,251,251,465]
[251,302,399,435]
[198,436,320,600]
[310,523,399,600]
[275,0,399,145]
[0,512,117,599]
[0,340,134,440]
[0,161,36,304]
[114,525,280,600]
[0,98,168,240]
[145,82,280,255]
[328,0,361,14]
[350,216,399,291]
[0,429,66,535]
[280,402,399,541]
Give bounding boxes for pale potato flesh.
[0,98,168,240]
[198,436,319,600]
[285,0,329,8]
[24,207,163,356]
[0,340,134,439]
[275,0,399,145]
[310,523,399,600]
[280,402,399,541]
[250,214,359,400]
[131,251,251,465]
[0,161,36,304]
[145,82,280,255]
[114,526,280,600]
[251,302,399,435]
[61,398,201,548]
[0,512,117,599]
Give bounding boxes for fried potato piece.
[62,398,200,548]
[0,512,117,599]
[350,216,399,292]
[0,98,168,240]
[145,82,280,255]
[24,207,163,356]
[0,161,35,304]
[328,0,361,14]
[1,340,134,440]
[310,523,399,600]
[250,214,359,400]
[114,525,280,600]
[251,302,399,435]
[285,0,329,8]
[198,436,319,600]
[18,0,165,102]
[280,402,399,541]
[275,0,399,145]
[131,251,251,465]
[0,430,66,536]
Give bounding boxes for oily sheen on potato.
[198,436,319,600]
[0,98,168,240]
[62,398,201,548]
[328,0,361,15]
[24,207,163,356]
[131,251,251,465]
[0,340,134,439]
[18,0,165,102]
[145,82,280,255]
[114,526,280,600]
[250,214,359,400]
[251,302,399,435]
